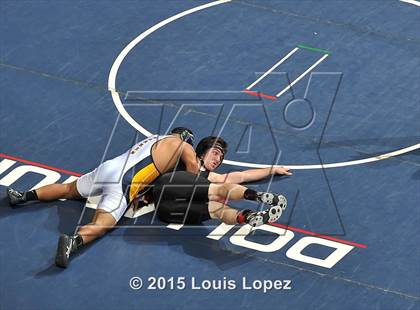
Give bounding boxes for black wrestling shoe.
[55,234,79,268]
[6,188,26,206]
[246,205,283,227]
[256,192,287,210]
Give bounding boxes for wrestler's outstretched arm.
[208,166,292,184]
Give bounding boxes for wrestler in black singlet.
[153,168,212,225]
[153,135,227,225]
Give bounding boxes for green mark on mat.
[298,44,331,55]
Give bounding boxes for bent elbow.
[186,162,200,175]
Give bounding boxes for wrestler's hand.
[273,166,293,176]
[142,191,154,205]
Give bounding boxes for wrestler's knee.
[92,210,117,226]
[63,181,82,200]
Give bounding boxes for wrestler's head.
[195,136,228,171]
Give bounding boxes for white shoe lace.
[9,189,23,198]
[65,239,74,258]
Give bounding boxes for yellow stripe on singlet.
[129,162,160,202]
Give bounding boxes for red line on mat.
[241,90,277,101]
[0,153,82,177]
[270,223,368,248]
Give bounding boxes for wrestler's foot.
[256,192,287,210]
[6,188,26,207]
[55,234,83,268]
[246,205,283,227]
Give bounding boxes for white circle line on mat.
[108,0,420,170]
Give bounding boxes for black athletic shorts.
[153,171,211,224]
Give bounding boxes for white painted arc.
[224,143,420,169]
[400,0,420,7]
[107,0,420,170]
[108,0,233,136]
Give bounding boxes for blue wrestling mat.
[0,1,419,309]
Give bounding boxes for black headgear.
[170,127,195,146]
[195,136,228,159]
